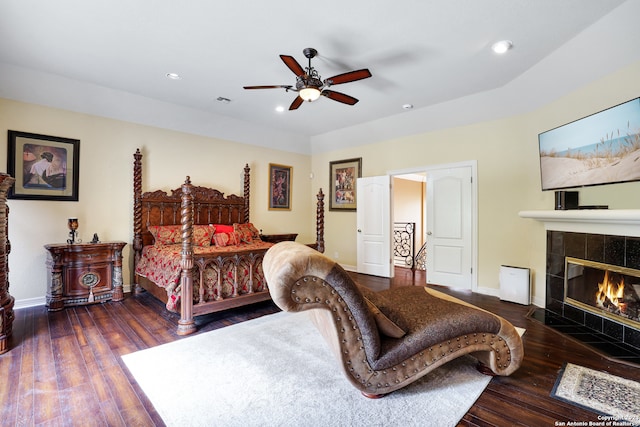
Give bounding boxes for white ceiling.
[1,0,638,154]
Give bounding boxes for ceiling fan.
[243,48,372,110]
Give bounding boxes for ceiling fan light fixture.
[243,47,372,110]
[299,87,321,102]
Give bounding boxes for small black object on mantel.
[554,191,579,210]
[91,233,100,244]
[578,205,609,210]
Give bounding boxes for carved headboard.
[132,149,251,251]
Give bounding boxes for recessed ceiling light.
[491,40,513,54]
[216,97,231,104]
[402,104,413,110]
[275,106,285,113]
[166,73,182,80]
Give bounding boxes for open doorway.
[389,161,477,291]
[393,173,426,271]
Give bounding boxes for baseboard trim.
[14,283,134,310]
[14,296,46,309]
[475,286,500,298]
[339,263,357,272]
[531,295,545,308]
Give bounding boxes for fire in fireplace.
[565,257,640,328]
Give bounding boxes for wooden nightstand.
[259,233,298,244]
[44,241,126,311]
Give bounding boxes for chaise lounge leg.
[476,361,498,376]
[361,391,387,399]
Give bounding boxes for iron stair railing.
[393,222,415,269]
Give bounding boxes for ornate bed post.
[177,176,196,336]
[243,164,250,222]
[0,173,15,354]
[133,149,144,294]
[316,188,325,253]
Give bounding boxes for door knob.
[427,231,432,235]
[357,229,362,233]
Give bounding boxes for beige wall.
[313,60,640,304]
[1,99,312,305]
[3,60,640,307]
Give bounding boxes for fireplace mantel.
[519,209,640,237]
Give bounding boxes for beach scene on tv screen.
[539,98,640,190]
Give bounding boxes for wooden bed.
[132,149,325,335]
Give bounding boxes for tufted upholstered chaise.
[263,241,524,398]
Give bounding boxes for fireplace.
[544,230,640,354]
[518,209,640,360]
[565,257,640,329]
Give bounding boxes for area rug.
[122,311,503,427]
[551,363,640,424]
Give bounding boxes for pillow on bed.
[234,225,253,243]
[213,224,234,234]
[149,224,214,246]
[193,224,215,247]
[212,231,240,247]
[148,225,181,246]
[234,222,261,243]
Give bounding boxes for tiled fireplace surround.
[520,209,640,359]
[545,229,640,351]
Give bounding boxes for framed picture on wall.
[329,157,361,211]
[7,130,80,201]
[268,163,292,210]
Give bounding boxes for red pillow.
[212,231,240,247]
[212,233,229,247]
[213,224,234,234]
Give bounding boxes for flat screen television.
[538,97,640,191]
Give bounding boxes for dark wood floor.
[2,268,639,426]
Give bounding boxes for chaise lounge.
[263,241,524,398]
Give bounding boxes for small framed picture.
[7,130,80,201]
[329,157,362,211]
[268,163,292,210]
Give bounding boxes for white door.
[356,175,392,278]
[426,166,473,289]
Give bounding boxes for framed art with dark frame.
[7,130,80,201]
[268,163,292,210]
[329,157,361,211]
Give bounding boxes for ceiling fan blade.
[243,85,293,90]
[325,69,372,85]
[289,96,304,110]
[280,55,305,77]
[321,90,359,105]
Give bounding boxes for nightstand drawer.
[64,264,112,297]
[63,248,112,264]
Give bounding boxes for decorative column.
[0,173,16,354]
[316,188,325,253]
[132,148,143,294]
[177,176,196,336]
